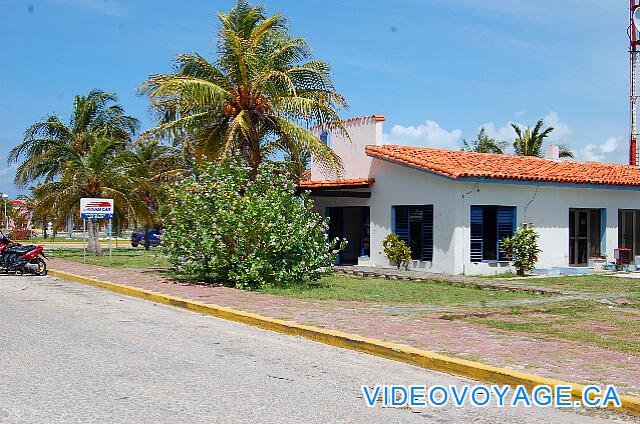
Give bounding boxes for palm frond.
[269,116,342,178]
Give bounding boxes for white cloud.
[580,136,624,162]
[480,111,573,145]
[383,120,462,149]
[599,136,619,153]
[542,111,573,142]
[383,111,580,154]
[479,122,516,143]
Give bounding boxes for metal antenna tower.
[630,0,640,165]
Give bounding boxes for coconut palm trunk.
[87,219,102,255]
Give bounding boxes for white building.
[300,115,640,275]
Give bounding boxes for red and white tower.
[630,1,640,165]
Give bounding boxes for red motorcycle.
[0,231,47,276]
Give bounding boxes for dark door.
[569,209,602,266]
[619,209,640,257]
[327,207,370,265]
[327,207,343,263]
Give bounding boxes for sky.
[0,0,631,197]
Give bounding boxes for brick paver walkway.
[47,258,640,396]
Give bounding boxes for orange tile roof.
[310,115,385,131]
[341,115,385,124]
[298,178,375,189]
[366,145,640,187]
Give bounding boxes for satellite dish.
[634,8,640,31]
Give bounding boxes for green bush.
[383,233,412,269]
[161,161,344,290]
[500,225,542,276]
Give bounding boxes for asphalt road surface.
[0,274,635,424]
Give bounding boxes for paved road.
[0,275,634,424]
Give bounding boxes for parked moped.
[0,231,47,275]
[131,229,161,248]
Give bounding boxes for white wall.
[452,181,637,274]
[311,116,383,180]
[307,117,640,275]
[368,159,458,273]
[328,161,640,275]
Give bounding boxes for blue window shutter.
[470,206,484,262]
[394,206,410,244]
[421,205,433,261]
[497,206,516,260]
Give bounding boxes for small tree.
[162,161,345,289]
[383,234,412,270]
[500,225,542,276]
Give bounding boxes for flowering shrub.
[162,162,344,289]
[382,233,412,270]
[500,225,542,276]
[10,228,34,240]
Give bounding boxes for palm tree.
[9,90,145,254]
[511,119,553,157]
[461,128,507,154]
[511,119,575,159]
[128,139,187,234]
[30,138,154,255]
[283,145,311,181]
[8,89,139,187]
[139,0,348,180]
[556,144,575,159]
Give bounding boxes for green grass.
[30,237,85,242]
[461,299,640,354]
[49,248,170,269]
[29,237,129,243]
[460,275,640,353]
[257,274,544,305]
[491,274,640,294]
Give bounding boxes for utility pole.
[1,193,8,231]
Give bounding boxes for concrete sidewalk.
[47,258,640,397]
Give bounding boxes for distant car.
[131,229,161,248]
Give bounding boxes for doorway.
[569,209,602,266]
[619,209,640,257]
[327,207,370,265]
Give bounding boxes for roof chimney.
[544,145,560,160]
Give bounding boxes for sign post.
[83,218,86,262]
[80,198,114,260]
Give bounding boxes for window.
[470,206,515,262]
[393,205,433,261]
[320,130,329,145]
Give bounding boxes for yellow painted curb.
[48,268,640,416]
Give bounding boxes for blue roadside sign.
[80,198,114,219]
